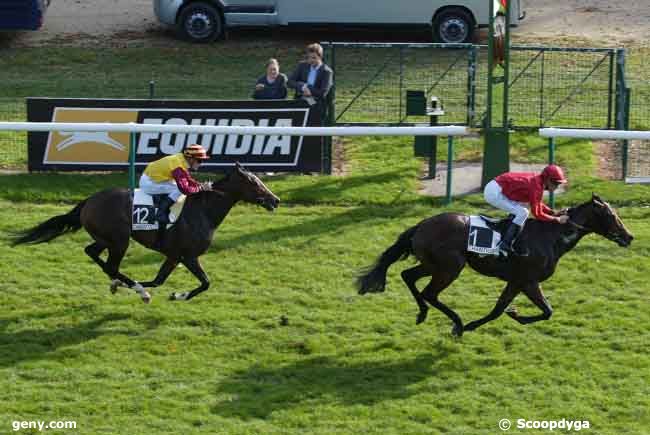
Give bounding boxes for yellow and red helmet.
[183,144,209,160]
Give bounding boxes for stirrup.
[500,242,528,258]
[512,244,529,257]
[498,245,512,258]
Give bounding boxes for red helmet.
[183,144,209,160]
[542,164,568,184]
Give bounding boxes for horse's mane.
[566,199,593,220]
[211,173,231,191]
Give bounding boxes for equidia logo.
[55,131,126,151]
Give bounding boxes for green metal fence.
[324,42,623,130]
[324,43,476,126]
[622,47,650,130]
[2,44,649,171]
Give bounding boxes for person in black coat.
[287,43,333,122]
[252,58,288,100]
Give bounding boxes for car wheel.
[433,8,474,44]
[177,2,223,43]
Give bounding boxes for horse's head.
[219,162,280,211]
[575,194,633,247]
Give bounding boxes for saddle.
[478,214,514,233]
[467,214,514,256]
[132,190,186,231]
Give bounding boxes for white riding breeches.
[483,180,529,226]
[139,174,182,201]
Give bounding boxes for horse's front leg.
[141,258,179,288]
[169,257,210,301]
[505,282,553,325]
[464,282,519,332]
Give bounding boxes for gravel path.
[3,0,649,46]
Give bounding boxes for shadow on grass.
[215,202,419,252]
[211,351,448,419]
[0,310,160,367]
[0,172,127,203]
[0,169,416,206]
[272,169,411,204]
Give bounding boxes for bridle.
[568,212,628,246]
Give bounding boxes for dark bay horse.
[357,194,633,336]
[13,163,280,303]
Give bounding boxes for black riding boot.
[154,196,174,250]
[499,223,526,257]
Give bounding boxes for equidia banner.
[27,98,323,172]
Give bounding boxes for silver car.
[154,0,524,43]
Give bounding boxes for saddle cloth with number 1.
[467,216,502,255]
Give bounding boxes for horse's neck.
[554,207,593,256]
[525,219,587,257]
[185,192,238,230]
[555,226,587,256]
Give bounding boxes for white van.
[154,0,525,43]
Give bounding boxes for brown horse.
[13,163,280,303]
[357,194,633,336]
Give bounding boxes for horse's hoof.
[416,310,428,325]
[131,283,151,304]
[140,289,152,304]
[110,279,122,294]
[169,292,188,301]
[505,306,518,318]
[451,324,464,337]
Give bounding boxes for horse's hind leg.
[84,242,127,293]
[420,270,465,337]
[84,241,151,304]
[505,282,553,325]
[169,257,209,301]
[401,265,432,325]
[464,282,520,333]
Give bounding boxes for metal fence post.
[548,137,555,208]
[322,43,335,174]
[539,49,545,126]
[622,87,631,179]
[607,50,614,129]
[467,46,477,126]
[129,131,137,192]
[446,136,454,204]
[615,48,627,131]
[398,46,404,123]
[149,80,155,99]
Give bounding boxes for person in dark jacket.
[287,43,333,121]
[252,58,288,100]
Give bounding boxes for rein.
[567,219,591,233]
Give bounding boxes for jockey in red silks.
[140,144,212,224]
[483,164,570,256]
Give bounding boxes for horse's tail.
[356,224,418,295]
[12,200,86,246]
